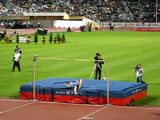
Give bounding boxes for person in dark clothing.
[135,64,145,83]
[94,53,104,80]
[12,50,21,72]
[109,22,114,31]
[14,45,22,54]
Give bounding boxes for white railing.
[23,12,66,16]
[100,22,160,28]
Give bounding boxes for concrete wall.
[30,20,53,28]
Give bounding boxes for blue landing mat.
[20,78,147,98]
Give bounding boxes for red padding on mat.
[87,97,100,104]
[133,90,147,101]
[37,94,52,101]
[20,92,52,101]
[54,95,87,104]
[20,92,37,100]
[110,90,147,106]
[20,90,147,106]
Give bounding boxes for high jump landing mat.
[19,78,147,106]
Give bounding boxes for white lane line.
[0,98,30,102]
[0,102,35,114]
[112,105,160,111]
[39,101,103,107]
[83,116,95,119]
[77,106,107,120]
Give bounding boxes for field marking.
[40,101,160,111]
[39,101,103,107]
[0,98,30,102]
[0,101,35,114]
[77,106,107,120]
[83,116,95,119]
[112,105,160,111]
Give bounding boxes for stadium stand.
[0,0,159,32]
[0,0,159,22]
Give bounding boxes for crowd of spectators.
[0,20,40,29]
[0,0,160,22]
[126,0,160,22]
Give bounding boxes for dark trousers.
[137,76,145,83]
[12,61,21,71]
[95,70,102,80]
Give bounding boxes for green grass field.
[0,31,160,106]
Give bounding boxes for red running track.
[0,99,160,120]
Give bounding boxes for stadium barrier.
[100,22,160,28]
[133,28,160,32]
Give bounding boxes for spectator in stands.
[109,22,114,31]
[37,22,41,28]
[0,0,160,23]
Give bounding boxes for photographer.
[135,64,145,83]
[94,53,104,80]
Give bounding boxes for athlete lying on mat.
[64,79,83,94]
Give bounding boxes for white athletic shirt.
[14,52,21,62]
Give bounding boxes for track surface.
[0,99,160,120]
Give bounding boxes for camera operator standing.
[94,53,104,80]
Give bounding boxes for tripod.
[90,63,106,80]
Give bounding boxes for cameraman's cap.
[96,52,99,55]
[96,52,101,56]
